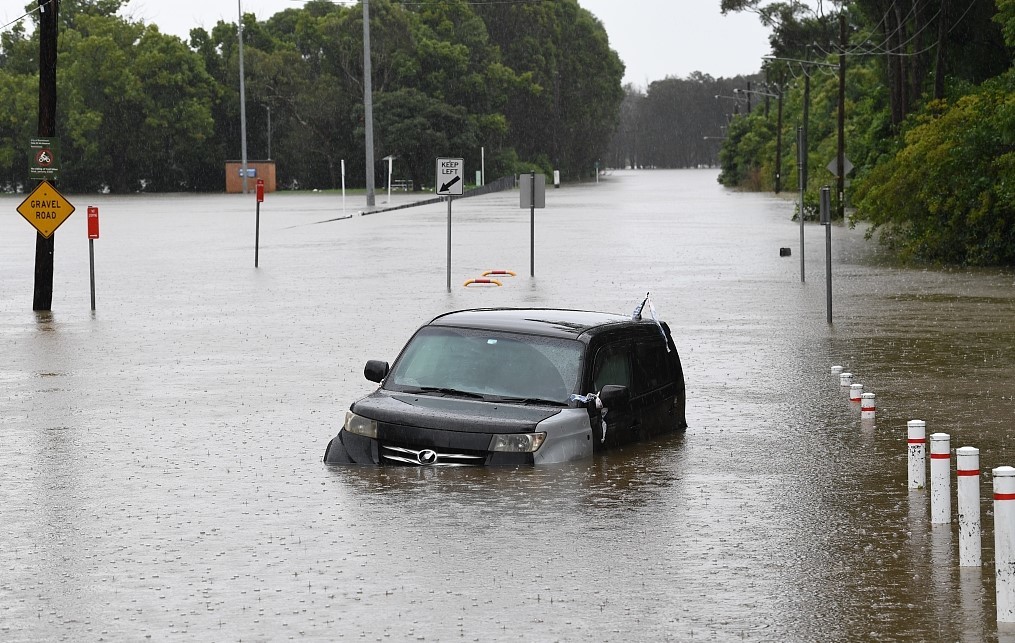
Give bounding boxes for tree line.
[604,72,764,171]
[0,0,624,193]
[714,0,1014,266]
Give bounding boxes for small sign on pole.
[254,179,264,267]
[29,137,60,179]
[87,206,99,239]
[820,186,832,324]
[436,158,464,196]
[16,180,75,238]
[436,158,464,291]
[87,206,98,310]
[519,172,546,276]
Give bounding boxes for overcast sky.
[4,1,775,85]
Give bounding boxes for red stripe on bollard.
[958,469,980,477]
[930,453,950,459]
[996,493,1015,501]
[908,438,926,444]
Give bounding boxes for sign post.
[436,158,464,292]
[820,186,833,324]
[87,206,99,310]
[518,172,546,276]
[797,126,805,283]
[255,178,265,267]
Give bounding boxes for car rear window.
[385,327,583,403]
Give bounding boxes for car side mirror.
[364,360,389,383]
[598,384,629,408]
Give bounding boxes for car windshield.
[385,326,583,404]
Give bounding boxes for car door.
[590,341,637,449]
[630,331,680,439]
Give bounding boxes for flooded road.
[2,170,1014,641]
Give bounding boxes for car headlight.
[489,432,546,453]
[343,411,378,439]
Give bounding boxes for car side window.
[592,344,632,391]
[633,338,670,395]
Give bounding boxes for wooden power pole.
[34,0,58,311]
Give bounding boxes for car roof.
[427,308,649,340]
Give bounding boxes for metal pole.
[238,0,249,194]
[775,77,784,193]
[250,201,255,266]
[266,105,271,160]
[797,126,805,283]
[89,238,95,311]
[821,186,832,323]
[363,0,376,207]
[530,170,536,277]
[480,147,485,186]
[837,13,846,221]
[387,156,392,202]
[446,197,452,292]
[802,74,810,189]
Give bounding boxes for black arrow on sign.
[440,175,461,192]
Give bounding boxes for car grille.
[380,443,487,467]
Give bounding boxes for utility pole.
[238,0,249,194]
[34,0,58,311]
[363,0,376,207]
[774,75,784,194]
[802,73,810,190]
[837,12,847,221]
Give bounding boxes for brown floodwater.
[1,169,1013,641]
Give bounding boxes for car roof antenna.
[632,292,671,352]
[631,292,651,321]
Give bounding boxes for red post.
[87,206,99,239]
[87,205,98,310]
[256,178,265,203]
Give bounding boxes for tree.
[851,72,1015,265]
[475,0,624,179]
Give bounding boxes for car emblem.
[417,449,438,465]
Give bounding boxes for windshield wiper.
[486,396,568,407]
[409,386,486,399]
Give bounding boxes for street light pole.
[238,0,249,194]
[363,0,376,207]
[837,12,847,221]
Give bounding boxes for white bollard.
[860,393,876,419]
[930,433,951,524]
[849,383,863,401]
[908,420,927,489]
[957,447,981,567]
[994,466,1015,622]
[839,372,853,387]
[831,365,843,375]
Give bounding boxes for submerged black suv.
[324,308,687,466]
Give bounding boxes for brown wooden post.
[34,0,59,311]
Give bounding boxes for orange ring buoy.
[481,270,516,277]
[463,278,503,287]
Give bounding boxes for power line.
[0,0,54,35]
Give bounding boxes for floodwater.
[1,169,1014,641]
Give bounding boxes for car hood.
[351,390,562,434]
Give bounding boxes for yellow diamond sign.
[17,180,75,238]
